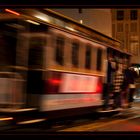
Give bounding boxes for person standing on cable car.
[127,67,138,108]
[102,54,116,110]
[112,62,124,109]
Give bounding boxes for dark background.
[0,0,140,8]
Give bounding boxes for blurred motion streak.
[0,9,132,121]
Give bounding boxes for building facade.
[111,9,140,65]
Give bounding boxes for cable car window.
[130,10,137,20]
[55,37,64,65]
[85,45,91,69]
[117,10,124,20]
[72,42,79,67]
[97,48,102,71]
[28,37,46,69]
[0,19,19,68]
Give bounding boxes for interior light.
[134,67,138,71]
[26,20,40,25]
[35,15,49,22]
[80,20,83,24]
[5,9,20,16]
[65,26,75,31]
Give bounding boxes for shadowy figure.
[102,57,117,110]
[127,67,138,108]
[112,63,124,109]
[121,64,129,108]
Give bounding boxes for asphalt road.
[1,100,140,133]
[58,100,140,132]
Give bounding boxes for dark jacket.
[107,60,117,83]
[122,68,137,90]
[112,71,124,93]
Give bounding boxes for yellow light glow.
[17,118,46,124]
[26,20,40,25]
[65,26,75,31]
[0,117,13,121]
[35,15,49,22]
[80,20,83,24]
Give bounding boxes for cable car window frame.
[71,41,79,68]
[55,35,65,66]
[97,48,102,71]
[85,45,92,69]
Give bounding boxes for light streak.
[5,9,20,16]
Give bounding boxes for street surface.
[0,100,139,133]
[58,100,140,132]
